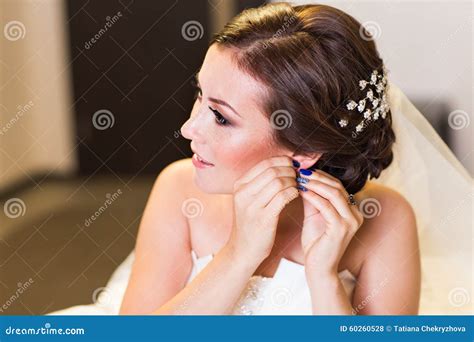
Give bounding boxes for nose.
[180,112,204,143]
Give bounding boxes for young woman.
[119,2,421,315]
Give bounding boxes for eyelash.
[191,81,230,126]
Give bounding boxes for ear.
[290,152,322,170]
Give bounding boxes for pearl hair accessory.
[339,66,390,133]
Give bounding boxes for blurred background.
[0,0,472,314]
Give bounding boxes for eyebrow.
[194,72,242,118]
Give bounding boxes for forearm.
[152,245,258,315]
[306,272,354,315]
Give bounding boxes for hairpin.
[339,66,390,133]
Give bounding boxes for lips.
[191,148,214,166]
[196,153,214,166]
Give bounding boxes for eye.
[209,106,229,126]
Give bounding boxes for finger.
[242,166,297,196]
[299,190,341,230]
[298,168,347,194]
[265,186,299,216]
[255,176,298,208]
[234,156,293,190]
[307,167,342,184]
[301,179,354,220]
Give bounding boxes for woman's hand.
[226,156,299,267]
[297,168,364,277]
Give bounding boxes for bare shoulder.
[120,158,200,314]
[351,183,421,314]
[359,182,416,228]
[157,158,194,190]
[345,181,418,275]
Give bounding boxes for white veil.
[374,82,473,314]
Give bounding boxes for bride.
[119,2,422,315]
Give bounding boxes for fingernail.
[299,169,312,176]
[297,185,307,192]
[296,176,309,184]
[292,160,300,168]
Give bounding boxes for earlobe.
[291,152,322,171]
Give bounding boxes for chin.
[192,169,233,194]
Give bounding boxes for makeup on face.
[192,152,215,169]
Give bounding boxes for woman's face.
[180,44,288,194]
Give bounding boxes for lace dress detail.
[188,250,357,315]
[232,276,271,315]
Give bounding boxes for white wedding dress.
[49,81,473,315]
[49,249,356,315]
[191,250,356,315]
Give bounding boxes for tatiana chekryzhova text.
[393,325,466,333]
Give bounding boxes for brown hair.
[210,2,395,194]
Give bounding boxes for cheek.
[213,132,277,183]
